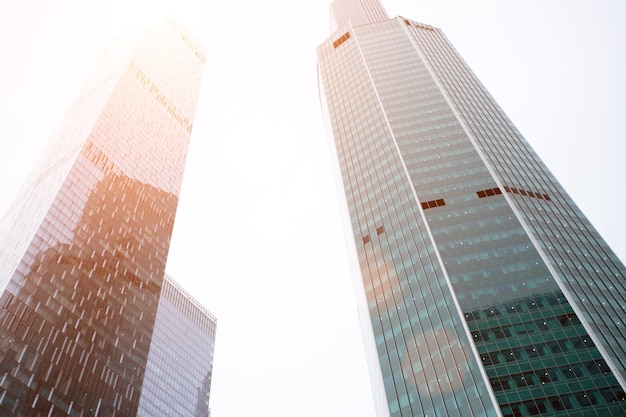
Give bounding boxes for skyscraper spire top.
[330,0,389,32]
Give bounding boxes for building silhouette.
[317,0,626,416]
[0,17,214,416]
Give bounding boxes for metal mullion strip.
[373,29,478,364]
[355,20,501,416]
[401,24,512,416]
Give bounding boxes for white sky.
[0,1,624,416]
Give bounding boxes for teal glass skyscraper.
[0,17,210,416]
[317,1,626,416]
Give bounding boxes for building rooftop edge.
[164,273,217,323]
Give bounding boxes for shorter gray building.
[137,275,217,417]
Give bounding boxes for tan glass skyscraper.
[317,1,626,416]
[0,17,207,416]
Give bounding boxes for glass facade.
[0,17,207,417]
[137,275,217,417]
[317,1,626,416]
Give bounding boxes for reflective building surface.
[0,17,208,416]
[317,1,626,416]
[137,275,217,417]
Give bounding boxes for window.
[333,32,350,48]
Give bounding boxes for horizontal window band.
[421,198,445,210]
[333,32,350,48]
[476,187,502,198]
[503,186,551,201]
